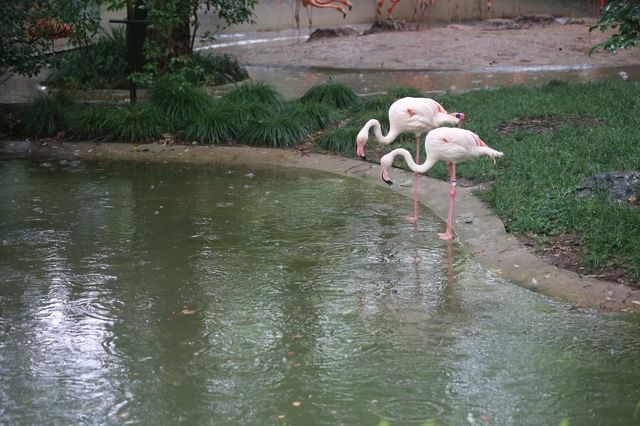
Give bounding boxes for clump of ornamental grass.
[353,94,396,113]
[223,81,283,109]
[285,101,339,130]
[237,111,308,148]
[182,103,236,144]
[300,82,359,109]
[387,86,423,99]
[149,77,213,130]
[102,103,163,143]
[25,91,75,138]
[70,104,114,140]
[316,126,360,154]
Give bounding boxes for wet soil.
[216,19,640,71]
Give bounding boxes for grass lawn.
[363,80,640,286]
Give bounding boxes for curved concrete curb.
[2,140,639,313]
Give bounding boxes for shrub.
[354,94,395,113]
[149,77,213,130]
[285,102,339,130]
[25,91,75,138]
[70,104,114,140]
[47,28,129,90]
[223,81,283,108]
[316,126,360,154]
[103,104,163,143]
[300,82,359,109]
[387,86,423,99]
[187,53,249,86]
[237,112,308,148]
[182,104,236,144]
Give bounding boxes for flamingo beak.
[381,168,393,185]
[455,112,465,128]
[356,143,366,160]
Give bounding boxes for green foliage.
[440,79,640,279]
[1,0,101,80]
[182,103,236,144]
[186,52,249,86]
[285,102,339,130]
[149,77,213,129]
[70,104,114,140]
[590,0,640,54]
[223,81,283,108]
[25,91,75,138]
[102,104,163,143]
[102,0,256,84]
[237,111,308,148]
[316,126,359,154]
[387,86,423,99]
[300,82,359,109]
[354,94,396,113]
[47,28,129,90]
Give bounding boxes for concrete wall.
[196,0,600,33]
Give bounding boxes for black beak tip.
[359,155,367,161]
[383,179,393,186]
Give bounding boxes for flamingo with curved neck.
[356,97,463,160]
[356,97,464,221]
[380,127,503,240]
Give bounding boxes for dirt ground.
[218,18,640,70]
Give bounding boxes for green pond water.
[1,158,639,425]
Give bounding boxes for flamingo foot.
[405,215,418,222]
[437,232,453,241]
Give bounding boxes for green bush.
[285,102,339,130]
[149,77,213,130]
[223,81,283,109]
[25,91,75,138]
[103,104,163,143]
[187,53,249,86]
[387,86,423,99]
[47,28,129,90]
[182,104,236,144]
[316,126,359,154]
[237,112,308,148]
[300,82,359,109]
[70,104,114,140]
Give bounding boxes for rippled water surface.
[1,159,639,425]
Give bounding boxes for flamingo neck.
[366,119,400,145]
[391,148,438,174]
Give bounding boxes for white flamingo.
[380,127,503,240]
[356,97,464,221]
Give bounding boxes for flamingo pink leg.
[406,134,420,222]
[438,162,457,241]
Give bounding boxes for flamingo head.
[356,131,368,160]
[380,153,394,185]
[454,112,465,127]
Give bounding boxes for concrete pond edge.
[2,140,639,314]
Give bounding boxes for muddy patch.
[517,232,638,288]
[496,115,606,135]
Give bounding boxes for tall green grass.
[25,91,75,138]
[300,82,359,109]
[149,77,213,130]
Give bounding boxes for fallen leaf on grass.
[180,308,197,315]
